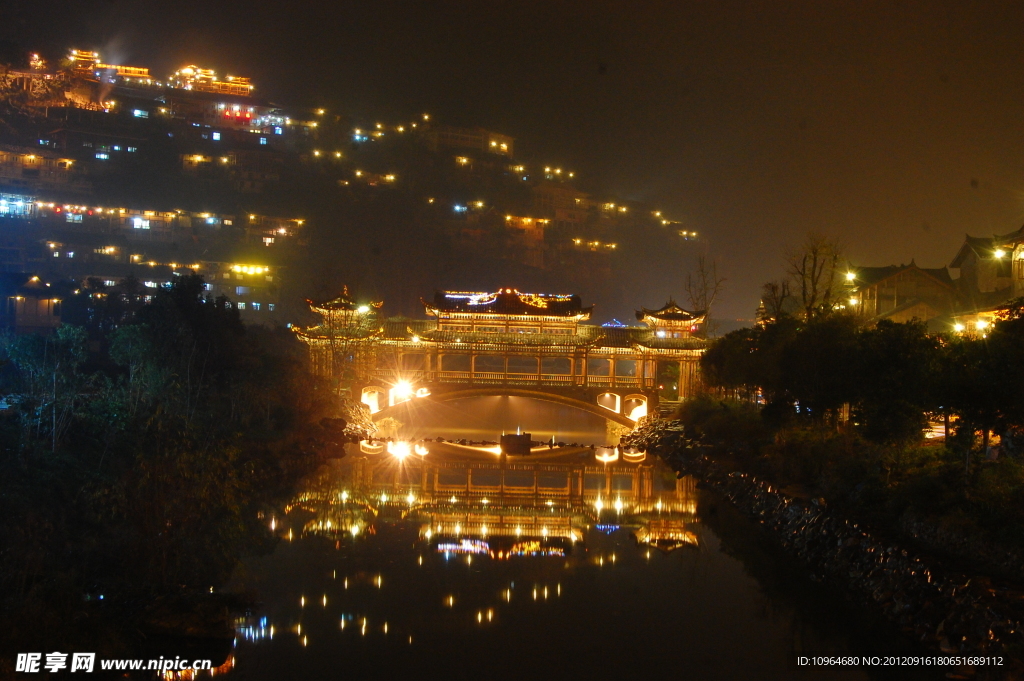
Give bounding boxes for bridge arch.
[370,386,638,428]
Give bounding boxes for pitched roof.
[424,289,592,318]
[853,263,954,289]
[635,299,705,322]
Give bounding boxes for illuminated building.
[0,146,87,195]
[170,65,254,96]
[531,181,591,228]
[842,263,956,326]
[201,259,284,323]
[1,274,61,335]
[422,125,514,156]
[295,288,708,416]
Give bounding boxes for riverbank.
[624,417,1024,680]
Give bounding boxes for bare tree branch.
[785,232,843,320]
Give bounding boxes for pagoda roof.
[306,287,382,315]
[635,300,705,323]
[424,289,592,319]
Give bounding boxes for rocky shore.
[624,418,1024,679]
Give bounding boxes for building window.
[212,132,221,141]
[263,237,275,245]
[237,302,246,310]
[235,286,250,295]
[67,251,73,258]
[260,137,267,145]
[252,302,261,310]
[95,153,109,160]
[268,303,275,311]
[132,218,150,229]
[223,273,230,279]
[274,126,283,135]
[66,213,82,223]
[265,275,273,282]
[132,109,148,118]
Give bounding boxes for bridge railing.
[372,370,644,389]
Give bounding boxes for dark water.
[379,395,612,443]
[223,438,942,681]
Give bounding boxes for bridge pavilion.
[294,288,708,425]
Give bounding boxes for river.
[220,406,941,681]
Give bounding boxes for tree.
[786,232,843,320]
[853,320,940,459]
[684,255,726,337]
[759,279,792,322]
[780,314,859,423]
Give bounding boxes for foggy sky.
[7,0,1024,320]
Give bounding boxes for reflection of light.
[381,493,389,503]
[614,498,623,513]
[595,448,618,463]
[351,524,360,537]
[595,497,604,512]
[341,491,349,502]
[406,492,416,505]
[415,444,428,456]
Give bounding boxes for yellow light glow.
[995,249,1006,258]
[954,323,965,332]
[976,320,988,330]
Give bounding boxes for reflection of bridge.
[344,450,696,512]
[293,289,708,426]
[291,447,700,555]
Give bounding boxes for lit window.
[53,252,59,258]
[67,252,74,258]
[252,302,261,310]
[265,275,273,282]
[132,109,148,118]
[274,126,283,135]
[212,132,221,141]
[113,146,120,151]
[144,281,157,288]
[268,303,275,311]
[132,218,150,229]
[223,273,230,279]
[95,153,109,160]
[127,146,137,152]
[104,280,116,286]
[235,286,250,295]
[263,237,275,245]
[260,137,267,145]
[237,302,246,310]
[204,283,212,291]
[65,213,83,223]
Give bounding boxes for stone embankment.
[623,417,1024,678]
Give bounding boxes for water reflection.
[224,442,933,681]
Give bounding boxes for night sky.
[7,0,1024,320]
